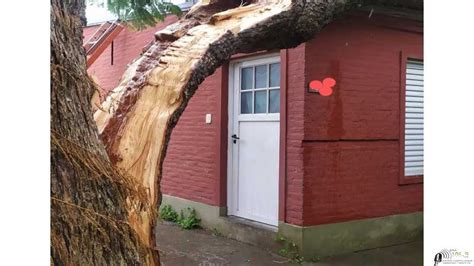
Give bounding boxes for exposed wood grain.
[51,0,157,264]
[94,0,422,259]
[51,0,421,264]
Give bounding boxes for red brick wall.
[161,69,222,206]
[284,45,306,225]
[83,19,222,206]
[302,13,423,226]
[83,16,178,95]
[82,12,423,225]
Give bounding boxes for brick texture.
[302,12,423,226]
[83,12,423,226]
[285,45,306,225]
[83,16,178,95]
[160,69,222,206]
[84,18,222,206]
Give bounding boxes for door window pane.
[241,91,253,114]
[255,65,267,88]
[241,67,253,90]
[269,63,280,87]
[255,91,267,113]
[269,89,280,113]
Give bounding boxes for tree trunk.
[94,0,422,258]
[51,0,421,264]
[51,0,157,264]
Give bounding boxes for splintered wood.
[94,0,292,250]
[93,0,424,260]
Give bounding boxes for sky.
[86,0,192,25]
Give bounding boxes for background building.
[84,4,423,258]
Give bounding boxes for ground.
[156,222,423,265]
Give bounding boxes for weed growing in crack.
[275,234,304,264]
[159,204,178,222]
[159,205,201,229]
[177,207,201,229]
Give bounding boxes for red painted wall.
[83,16,178,95]
[83,18,222,206]
[301,13,423,226]
[284,45,306,225]
[160,69,222,205]
[83,12,423,226]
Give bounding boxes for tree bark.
[51,0,157,264]
[94,0,422,259]
[51,0,421,264]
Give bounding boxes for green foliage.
[159,204,178,222]
[159,205,201,229]
[177,207,201,230]
[275,234,304,264]
[88,0,182,29]
[291,255,304,264]
[274,234,286,243]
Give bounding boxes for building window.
[404,59,424,177]
[240,63,280,114]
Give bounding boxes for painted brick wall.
[82,12,423,226]
[83,18,222,206]
[284,45,306,225]
[83,16,178,95]
[302,13,423,226]
[160,69,222,206]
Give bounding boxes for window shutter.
[405,59,424,176]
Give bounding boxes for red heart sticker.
[309,77,336,96]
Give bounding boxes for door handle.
[231,134,240,144]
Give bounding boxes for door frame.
[226,52,286,225]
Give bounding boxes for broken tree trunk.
[51,0,157,264]
[94,0,422,259]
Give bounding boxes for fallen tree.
[51,0,157,264]
[94,0,423,261]
[52,0,422,264]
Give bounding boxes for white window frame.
[402,57,424,180]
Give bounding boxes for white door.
[228,55,280,226]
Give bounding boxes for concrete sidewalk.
[156,222,423,266]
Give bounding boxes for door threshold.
[226,215,278,232]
